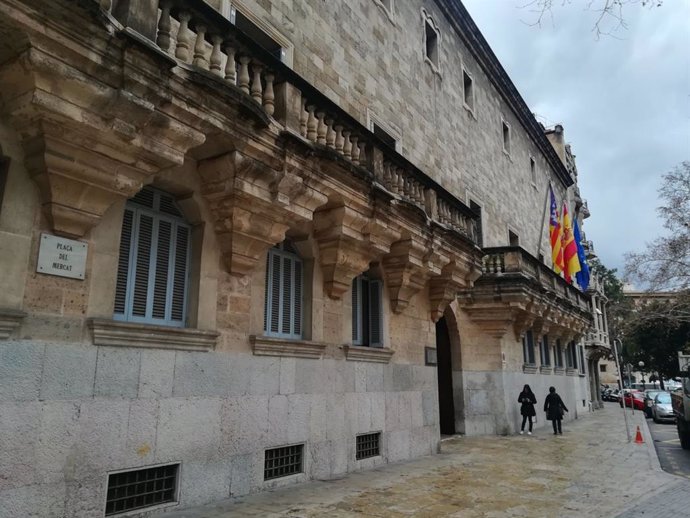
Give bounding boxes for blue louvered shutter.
[368,280,383,347]
[113,187,190,327]
[352,276,361,345]
[264,243,302,339]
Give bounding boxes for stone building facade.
[0,0,594,516]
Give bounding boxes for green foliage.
[624,302,690,380]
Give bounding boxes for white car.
[652,392,676,423]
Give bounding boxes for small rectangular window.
[105,464,178,516]
[264,444,303,480]
[600,364,607,373]
[502,120,511,155]
[356,432,381,460]
[530,157,537,185]
[232,9,285,62]
[509,230,519,247]
[462,68,474,111]
[424,20,438,66]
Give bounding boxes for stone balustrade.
[138,0,477,243]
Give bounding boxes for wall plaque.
[425,347,437,366]
[37,233,87,280]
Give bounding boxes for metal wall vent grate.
[356,432,381,460]
[105,464,178,516]
[264,444,303,480]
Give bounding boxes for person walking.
[518,384,537,435]
[544,386,568,435]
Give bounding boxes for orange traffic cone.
[634,425,644,444]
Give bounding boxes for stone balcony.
[458,247,592,341]
[0,0,483,322]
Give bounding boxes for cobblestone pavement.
[162,406,689,518]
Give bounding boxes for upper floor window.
[264,240,303,339]
[522,330,535,365]
[462,67,474,112]
[502,120,511,155]
[469,200,483,247]
[554,339,564,368]
[508,230,519,247]
[229,4,293,66]
[530,156,537,186]
[114,187,191,327]
[422,10,440,72]
[352,272,383,347]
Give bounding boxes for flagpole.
[537,181,552,259]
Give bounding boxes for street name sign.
[36,233,87,280]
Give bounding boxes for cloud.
[463,0,690,273]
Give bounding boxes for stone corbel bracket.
[199,151,327,277]
[383,234,437,314]
[429,244,482,322]
[0,38,206,237]
[313,203,400,299]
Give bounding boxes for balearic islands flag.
[549,187,564,274]
[561,203,581,284]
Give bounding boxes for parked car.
[652,391,675,423]
[643,390,665,418]
[620,390,645,411]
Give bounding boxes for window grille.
[356,433,381,460]
[352,274,383,347]
[264,241,303,339]
[114,187,190,327]
[105,464,178,516]
[264,445,303,480]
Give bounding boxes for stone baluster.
[350,136,360,164]
[334,125,344,153]
[325,118,336,148]
[306,105,317,141]
[209,35,223,76]
[299,99,308,137]
[263,73,275,116]
[224,46,237,84]
[238,56,251,94]
[316,111,327,144]
[250,64,263,103]
[342,131,352,159]
[156,2,172,53]
[192,25,208,69]
[396,168,405,194]
[175,12,192,62]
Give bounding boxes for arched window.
[351,272,383,347]
[264,240,303,339]
[113,187,191,327]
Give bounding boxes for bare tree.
[625,161,690,323]
[522,0,663,38]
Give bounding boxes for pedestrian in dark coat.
[518,384,537,435]
[544,386,568,435]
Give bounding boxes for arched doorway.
[436,315,456,435]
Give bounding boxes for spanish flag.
[561,203,581,284]
[549,187,564,273]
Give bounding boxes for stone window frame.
[522,329,536,370]
[366,109,403,153]
[263,240,304,340]
[88,176,219,352]
[421,8,441,77]
[529,155,537,188]
[501,118,512,156]
[507,227,520,247]
[461,65,476,116]
[372,0,395,24]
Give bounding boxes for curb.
[639,413,664,472]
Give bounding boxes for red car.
[619,390,645,411]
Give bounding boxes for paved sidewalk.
[161,406,688,517]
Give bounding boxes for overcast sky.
[462,0,690,279]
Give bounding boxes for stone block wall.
[0,340,439,516]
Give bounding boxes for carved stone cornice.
[313,203,399,299]
[342,344,395,363]
[250,335,326,359]
[88,318,218,351]
[429,253,482,323]
[383,235,438,314]
[198,151,328,276]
